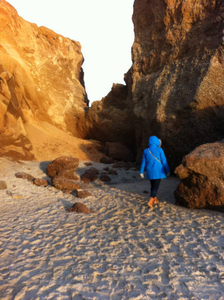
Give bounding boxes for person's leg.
[148,179,161,208]
[150,179,161,198]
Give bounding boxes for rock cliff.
[86,79,135,150]
[1,0,224,168]
[131,0,224,170]
[0,0,91,160]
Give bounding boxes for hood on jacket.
[148,136,161,147]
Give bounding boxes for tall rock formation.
[0,0,89,160]
[132,0,224,170]
[86,78,135,150]
[1,0,224,167]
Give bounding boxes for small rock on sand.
[66,202,93,214]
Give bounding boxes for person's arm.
[160,149,170,175]
[140,151,146,178]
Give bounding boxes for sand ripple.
[0,159,224,299]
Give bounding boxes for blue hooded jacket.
[140,136,170,180]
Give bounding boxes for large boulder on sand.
[52,176,80,191]
[46,156,79,177]
[174,140,224,211]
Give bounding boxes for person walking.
[140,136,170,208]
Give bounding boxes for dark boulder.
[174,140,224,211]
[15,172,35,182]
[57,169,80,180]
[81,167,99,183]
[100,174,111,183]
[52,176,80,191]
[46,156,79,177]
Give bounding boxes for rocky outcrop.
[131,0,224,170]
[86,82,135,150]
[174,141,224,211]
[0,1,88,160]
[46,156,80,190]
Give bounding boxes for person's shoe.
[153,197,159,204]
[148,197,154,208]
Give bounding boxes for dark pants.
[150,179,161,198]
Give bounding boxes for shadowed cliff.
[131,0,224,170]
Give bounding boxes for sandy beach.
[1,158,224,300]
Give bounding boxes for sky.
[6,0,135,105]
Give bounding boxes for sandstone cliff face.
[132,0,224,170]
[0,0,88,160]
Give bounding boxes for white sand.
[1,158,224,300]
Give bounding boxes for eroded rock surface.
[174,140,224,211]
[86,83,135,150]
[46,156,79,178]
[0,1,88,160]
[131,0,224,170]
[52,176,80,191]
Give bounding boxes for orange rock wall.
[0,0,88,160]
